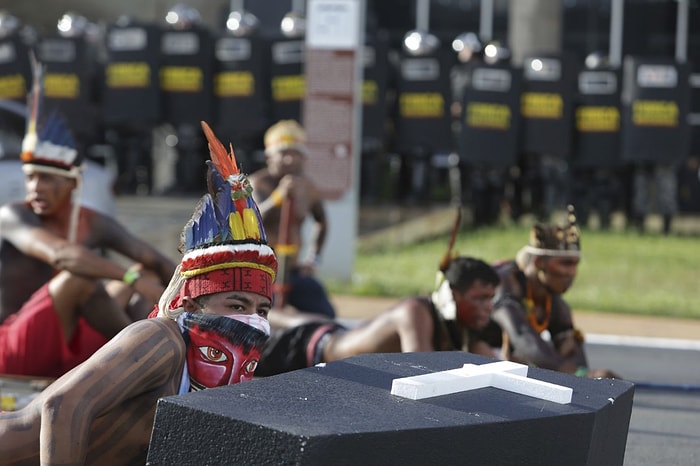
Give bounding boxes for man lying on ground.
[256,210,501,376]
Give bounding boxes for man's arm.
[491,300,578,373]
[549,297,588,368]
[36,318,185,464]
[0,204,133,282]
[93,213,177,285]
[306,196,327,265]
[391,298,436,352]
[1,204,175,295]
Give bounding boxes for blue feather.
[206,160,234,242]
[40,111,76,149]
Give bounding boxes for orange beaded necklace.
[525,283,552,334]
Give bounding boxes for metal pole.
[609,0,624,68]
[480,0,494,42]
[675,0,688,63]
[416,0,430,31]
[292,0,306,14]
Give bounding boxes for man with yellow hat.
[249,119,336,318]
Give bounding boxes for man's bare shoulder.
[52,318,186,393]
[92,318,185,364]
[0,202,35,228]
[384,296,433,318]
[116,317,183,343]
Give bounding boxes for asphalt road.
[586,343,700,466]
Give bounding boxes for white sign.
[307,0,361,49]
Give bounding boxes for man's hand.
[129,265,166,306]
[278,175,311,217]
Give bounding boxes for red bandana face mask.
[179,313,269,390]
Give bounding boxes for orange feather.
[200,121,239,178]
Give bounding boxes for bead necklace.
[525,283,552,334]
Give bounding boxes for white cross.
[390,360,573,404]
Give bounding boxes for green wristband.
[575,366,589,377]
[122,268,141,286]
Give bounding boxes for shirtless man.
[248,119,335,318]
[0,121,276,464]
[0,67,175,377]
[256,255,501,377]
[487,206,618,378]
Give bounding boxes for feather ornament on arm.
[439,206,463,273]
[434,206,463,292]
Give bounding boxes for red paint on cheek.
[186,326,260,387]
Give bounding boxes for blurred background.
[1,0,699,231]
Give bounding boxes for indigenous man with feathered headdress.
[0,121,277,464]
[0,56,176,379]
[486,205,619,379]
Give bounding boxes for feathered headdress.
[524,205,581,257]
[20,53,82,179]
[158,122,278,317]
[20,53,83,243]
[431,206,462,320]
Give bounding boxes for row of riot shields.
[392,49,692,172]
[0,19,694,195]
[0,22,302,151]
[0,19,392,190]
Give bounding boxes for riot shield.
[458,62,521,167]
[691,70,700,156]
[571,67,623,168]
[620,56,691,164]
[393,47,453,154]
[359,31,390,203]
[519,53,577,158]
[102,21,161,125]
[36,34,100,145]
[213,34,271,149]
[0,33,31,105]
[269,37,305,123]
[159,25,214,126]
[362,32,389,151]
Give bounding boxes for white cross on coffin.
[390,360,573,404]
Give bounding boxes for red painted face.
[181,313,267,390]
[455,280,497,330]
